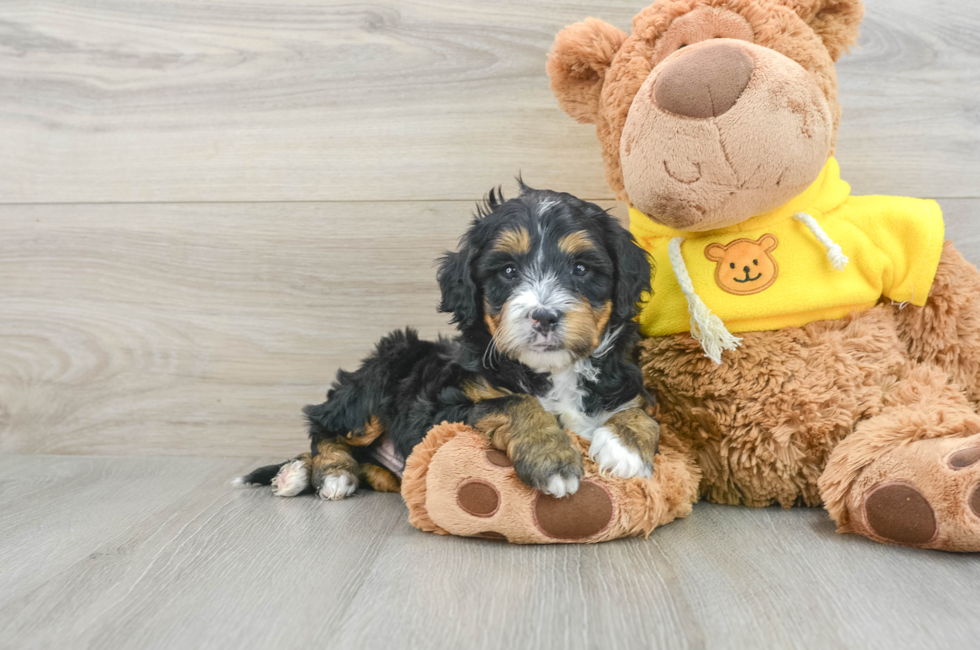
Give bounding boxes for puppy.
[236,184,659,500]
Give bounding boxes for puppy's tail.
[232,461,289,488]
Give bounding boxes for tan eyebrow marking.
[558,231,596,254]
[492,227,531,254]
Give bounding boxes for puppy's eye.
[730,263,735,269]
[753,259,758,266]
[501,265,518,280]
[572,263,588,277]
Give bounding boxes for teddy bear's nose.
[653,41,754,119]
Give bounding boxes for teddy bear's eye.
[753,259,758,265]
[730,263,735,269]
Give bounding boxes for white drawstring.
[668,237,741,365]
[793,212,848,271]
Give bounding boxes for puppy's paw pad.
[318,473,357,500]
[863,482,938,545]
[589,427,652,479]
[272,460,310,497]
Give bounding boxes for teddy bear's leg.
[403,422,701,543]
[819,362,980,551]
[893,242,980,405]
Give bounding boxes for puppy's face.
[439,187,651,373]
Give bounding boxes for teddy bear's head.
[548,0,863,231]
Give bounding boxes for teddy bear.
[401,0,980,550]
[537,0,980,551]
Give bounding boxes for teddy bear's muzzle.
[620,39,834,232]
[653,42,754,120]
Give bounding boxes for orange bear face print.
[704,235,779,296]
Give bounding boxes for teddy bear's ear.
[778,0,865,61]
[547,18,629,124]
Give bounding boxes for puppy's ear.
[777,0,864,61]
[437,248,480,330]
[547,18,629,124]
[603,216,652,323]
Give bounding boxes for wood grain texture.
[0,200,469,456]
[1,0,978,204]
[2,454,979,650]
[0,198,619,456]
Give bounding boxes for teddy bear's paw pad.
[456,480,501,517]
[948,446,980,470]
[475,531,509,541]
[485,449,513,467]
[533,480,614,541]
[272,460,309,497]
[970,484,980,519]
[863,482,938,546]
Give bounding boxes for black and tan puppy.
[237,184,659,500]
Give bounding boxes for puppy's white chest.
[537,365,604,440]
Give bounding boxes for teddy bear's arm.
[838,195,945,306]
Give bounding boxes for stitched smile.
[734,272,762,283]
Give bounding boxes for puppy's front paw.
[589,426,653,479]
[317,472,358,500]
[512,431,584,498]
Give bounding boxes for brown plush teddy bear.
[542,0,980,551]
[404,0,980,551]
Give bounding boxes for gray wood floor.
[2,454,979,650]
[2,0,980,648]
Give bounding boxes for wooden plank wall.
[1,0,978,457]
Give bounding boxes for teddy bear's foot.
[839,434,980,551]
[402,422,700,544]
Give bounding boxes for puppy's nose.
[653,42,753,119]
[531,309,561,333]
[743,266,751,274]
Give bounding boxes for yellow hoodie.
[629,158,945,348]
